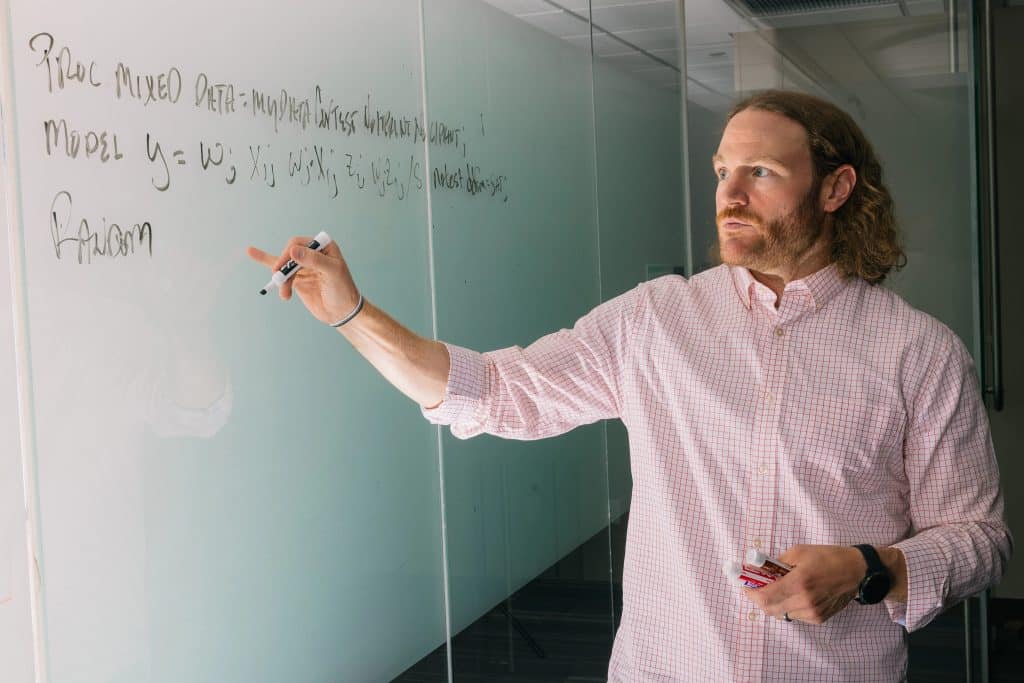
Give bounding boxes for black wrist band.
[329,295,365,328]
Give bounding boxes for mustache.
[717,207,761,225]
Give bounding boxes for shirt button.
[748,610,760,621]
[752,537,763,549]
[757,463,769,475]
[774,327,785,337]
[765,390,774,403]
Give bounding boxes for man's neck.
[749,241,833,308]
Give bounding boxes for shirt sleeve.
[421,285,641,440]
[886,328,1012,632]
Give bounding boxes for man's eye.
[752,166,770,177]
[716,168,727,180]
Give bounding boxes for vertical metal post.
[965,599,974,683]
[980,590,990,683]
[950,0,960,72]
[981,0,1004,413]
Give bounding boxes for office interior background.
[0,0,1020,681]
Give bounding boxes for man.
[249,89,1011,681]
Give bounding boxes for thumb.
[289,245,333,273]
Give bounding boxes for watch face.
[859,572,892,605]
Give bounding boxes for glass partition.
[422,0,612,677]
[684,0,978,351]
[589,0,687,633]
[415,0,687,678]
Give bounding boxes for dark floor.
[397,578,617,683]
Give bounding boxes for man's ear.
[821,164,856,213]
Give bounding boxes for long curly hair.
[727,90,906,284]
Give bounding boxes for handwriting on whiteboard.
[27,31,510,263]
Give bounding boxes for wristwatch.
[853,544,892,605]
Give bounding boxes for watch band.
[853,544,891,605]
[854,544,885,574]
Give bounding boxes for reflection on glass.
[422,0,611,678]
[685,0,976,347]
[407,0,684,679]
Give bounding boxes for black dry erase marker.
[259,231,332,295]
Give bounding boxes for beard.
[715,182,827,273]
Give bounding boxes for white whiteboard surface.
[0,1,476,680]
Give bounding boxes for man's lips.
[721,219,754,230]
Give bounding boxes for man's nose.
[717,174,749,209]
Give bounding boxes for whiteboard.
[1,2,453,680]
[1,0,687,680]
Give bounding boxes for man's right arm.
[334,299,450,409]
[247,236,450,409]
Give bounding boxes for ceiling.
[481,0,957,111]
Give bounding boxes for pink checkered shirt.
[423,263,1010,682]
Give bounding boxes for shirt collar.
[729,263,848,312]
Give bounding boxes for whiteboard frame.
[0,1,47,681]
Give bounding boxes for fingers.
[288,243,334,272]
[248,236,323,300]
[744,586,805,623]
[745,582,850,625]
[249,233,357,315]
[246,246,277,268]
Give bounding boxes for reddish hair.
[728,90,906,284]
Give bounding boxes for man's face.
[713,108,826,274]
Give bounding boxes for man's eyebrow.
[711,154,789,167]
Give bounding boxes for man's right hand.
[247,236,361,326]
[246,234,451,409]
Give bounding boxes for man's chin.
[718,244,764,269]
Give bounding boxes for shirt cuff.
[421,343,487,433]
[887,536,949,632]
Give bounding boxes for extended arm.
[247,236,635,438]
[248,237,449,408]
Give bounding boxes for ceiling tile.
[481,0,557,15]
[687,42,735,66]
[517,9,591,37]
[590,1,679,33]
[599,51,662,69]
[602,25,680,50]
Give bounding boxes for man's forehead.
[713,109,810,166]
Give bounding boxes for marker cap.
[746,549,768,567]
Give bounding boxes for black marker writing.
[195,73,236,115]
[50,190,152,264]
[29,33,102,93]
[43,119,123,162]
[145,134,170,191]
[114,62,182,106]
[249,145,276,187]
[199,141,236,184]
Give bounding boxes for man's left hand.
[743,545,865,624]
